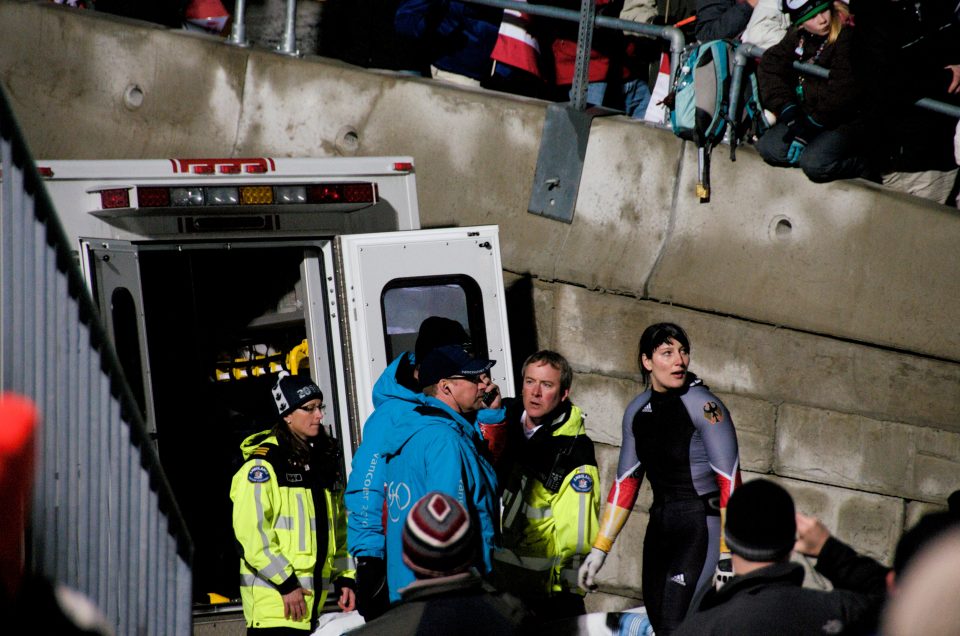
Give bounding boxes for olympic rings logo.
[386,481,412,522]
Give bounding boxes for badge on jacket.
[248,465,270,483]
[571,473,593,493]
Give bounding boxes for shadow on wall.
[505,274,539,393]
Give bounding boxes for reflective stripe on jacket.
[494,405,600,597]
[231,431,355,630]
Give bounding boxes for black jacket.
[675,537,888,636]
[759,26,862,129]
[695,0,753,42]
[850,0,960,172]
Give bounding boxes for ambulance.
[37,156,514,605]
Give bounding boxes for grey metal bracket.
[528,103,593,224]
[528,103,615,224]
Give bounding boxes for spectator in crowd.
[883,527,960,636]
[534,0,654,117]
[696,0,758,42]
[345,317,474,621]
[230,372,355,633]
[741,0,788,48]
[756,0,870,183]
[351,491,531,635]
[394,0,503,86]
[319,0,428,75]
[850,0,960,207]
[578,322,742,636]
[491,351,600,621]
[381,345,501,602]
[888,508,960,593]
[675,479,888,636]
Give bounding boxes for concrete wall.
[3,0,959,607]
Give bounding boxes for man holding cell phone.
[490,351,601,623]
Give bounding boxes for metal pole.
[277,0,300,57]
[226,0,249,47]
[570,0,597,111]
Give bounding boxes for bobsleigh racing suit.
[591,375,741,635]
[231,430,355,631]
[493,401,600,617]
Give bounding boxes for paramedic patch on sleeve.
[571,473,594,493]
[248,465,270,483]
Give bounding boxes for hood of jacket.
[372,352,420,410]
[239,429,275,461]
[381,395,479,459]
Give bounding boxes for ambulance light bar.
[98,182,378,210]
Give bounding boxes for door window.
[381,275,487,362]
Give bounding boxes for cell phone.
[481,387,499,406]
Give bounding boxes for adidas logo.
[670,573,686,586]
[642,403,653,413]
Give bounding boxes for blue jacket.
[346,353,426,559]
[382,396,500,601]
[395,0,501,80]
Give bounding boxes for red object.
[0,394,38,598]
[491,5,542,78]
[479,421,509,466]
[185,0,229,33]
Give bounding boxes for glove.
[355,557,390,620]
[781,107,823,165]
[786,138,807,165]
[714,553,734,590]
[578,547,608,592]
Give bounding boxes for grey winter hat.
[272,371,323,417]
[724,479,797,562]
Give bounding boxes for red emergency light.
[99,188,131,209]
[306,183,376,204]
[137,187,171,207]
[132,182,377,208]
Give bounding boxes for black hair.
[637,322,690,385]
[893,511,960,576]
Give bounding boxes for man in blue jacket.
[382,345,501,603]
[346,317,471,619]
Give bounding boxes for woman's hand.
[281,587,312,621]
[338,586,356,612]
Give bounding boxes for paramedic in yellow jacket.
[492,351,600,621]
[231,371,356,634]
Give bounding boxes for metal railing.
[0,85,193,635]
[731,42,960,158]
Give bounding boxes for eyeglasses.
[445,376,481,384]
[298,403,326,414]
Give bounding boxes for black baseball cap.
[418,345,495,389]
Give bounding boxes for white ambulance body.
[37,156,513,604]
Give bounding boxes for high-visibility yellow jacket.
[230,430,355,631]
[493,403,600,598]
